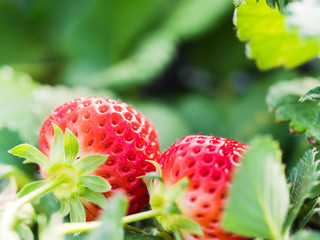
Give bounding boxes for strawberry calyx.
[142,161,203,239]
[9,124,111,223]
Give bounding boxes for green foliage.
[291,230,320,240]
[78,176,110,193]
[2,0,320,238]
[18,180,45,198]
[285,149,320,232]
[0,66,114,145]
[263,0,289,13]
[222,135,289,240]
[234,0,320,69]
[300,86,320,102]
[8,125,110,225]
[69,196,86,223]
[86,193,128,240]
[150,177,203,238]
[10,144,50,168]
[78,0,232,90]
[267,78,320,144]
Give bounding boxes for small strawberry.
[150,135,248,240]
[39,97,160,220]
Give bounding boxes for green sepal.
[163,202,181,215]
[77,187,108,209]
[59,200,70,217]
[64,129,79,165]
[9,144,50,169]
[51,124,65,165]
[15,223,34,240]
[78,175,111,193]
[18,180,46,198]
[173,215,203,235]
[73,155,108,175]
[164,177,189,203]
[140,172,163,195]
[69,196,86,223]
[146,160,162,176]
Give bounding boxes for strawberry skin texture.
[39,97,160,220]
[159,135,248,240]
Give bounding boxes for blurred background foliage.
[0,0,319,182]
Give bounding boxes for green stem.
[122,208,163,224]
[156,231,174,240]
[3,174,68,233]
[15,174,68,209]
[123,224,147,235]
[58,209,164,234]
[58,222,101,234]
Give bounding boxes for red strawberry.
[39,97,160,220]
[158,135,248,240]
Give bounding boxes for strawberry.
[155,135,248,240]
[38,97,160,220]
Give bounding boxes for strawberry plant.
[1,0,320,240]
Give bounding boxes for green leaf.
[222,135,289,240]
[65,0,232,91]
[172,216,203,235]
[291,230,320,240]
[267,78,320,144]
[15,223,34,240]
[78,175,111,193]
[291,198,318,233]
[18,180,45,198]
[0,1,48,68]
[0,66,115,145]
[73,154,108,175]
[300,86,320,102]
[162,0,232,40]
[284,149,320,232]
[86,192,128,240]
[141,172,163,195]
[0,66,39,145]
[9,144,50,169]
[59,200,70,217]
[77,187,108,209]
[51,124,65,164]
[85,33,177,90]
[265,0,276,9]
[63,128,79,165]
[69,196,86,223]
[234,0,320,69]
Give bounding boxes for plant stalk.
[15,175,67,209]
[58,208,163,234]
[2,174,68,234]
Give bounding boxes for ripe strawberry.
[39,97,160,220]
[157,135,248,240]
